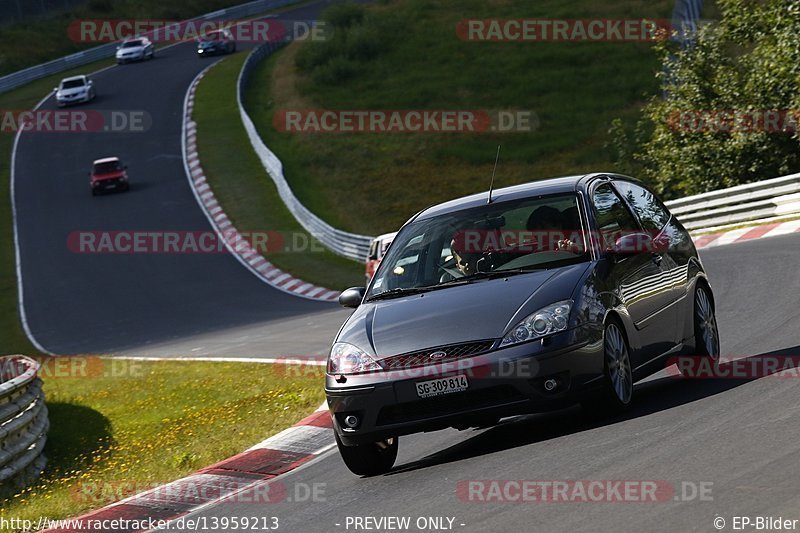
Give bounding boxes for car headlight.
[500,300,572,347]
[328,342,381,375]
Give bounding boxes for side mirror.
[611,232,653,259]
[53,87,58,92]
[339,287,366,309]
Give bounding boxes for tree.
[611,0,800,199]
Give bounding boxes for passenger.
[525,206,575,252]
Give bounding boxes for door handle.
[651,253,663,265]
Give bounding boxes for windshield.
[367,193,589,299]
[60,79,85,89]
[93,161,122,173]
[201,32,223,41]
[121,40,142,48]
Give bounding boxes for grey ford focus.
[327,173,720,476]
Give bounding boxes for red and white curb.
[692,219,800,250]
[182,65,339,302]
[45,403,333,532]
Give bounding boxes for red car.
[90,157,129,196]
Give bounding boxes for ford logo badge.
[429,351,447,360]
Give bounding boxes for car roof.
[122,37,146,43]
[415,174,595,221]
[372,231,398,242]
[61,75,86,83]
[93,157,120,165]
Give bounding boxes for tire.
[335,432,397,476]
[582,320,633,415]
[694,284,720,360]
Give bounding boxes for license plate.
[415,374,469,399]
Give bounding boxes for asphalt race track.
[163,234,800,533]
[13,1,349,356]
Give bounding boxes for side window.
[591,183,640,250]
[614,181,671,232]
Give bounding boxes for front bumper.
[326,324,604,446]
[117,53,144,62]
[92,178,127,192]
[56,93,90,106]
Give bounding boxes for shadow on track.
[386,346,800,476]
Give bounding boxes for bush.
[611,0,800,199]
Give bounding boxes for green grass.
[245,0,686,235]
[193,54,364,290]
[0,359,326,528]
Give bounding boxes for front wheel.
[335,432,397,476]
[694,285,720,360]
[582,320,633,415]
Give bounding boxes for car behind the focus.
[90,157,129,195]
[196,29,236,57]
[327,173,720,476]
[54,75,95,107]
[116,37,155,64]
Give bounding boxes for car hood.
[92,171,125,181]
[58,87,87,96]
[337,262,590,358]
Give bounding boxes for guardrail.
[665,172,800,233]
[237,43,373,261]
[0,0,300,95]
[0,355,48,499]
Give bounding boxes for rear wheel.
[335,432,397,476]
[694,285,720,360]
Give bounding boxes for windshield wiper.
[367,287,435,301]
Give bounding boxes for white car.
[116,37,155,64]
[54,75,95,107]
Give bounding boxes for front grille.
[376,385,526,426]
[379,340,495,371]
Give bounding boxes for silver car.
[54,75,95,107]
[115,37,155,64]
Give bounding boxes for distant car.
[196,29,236,57]
[365,232,397,283]
[54,75,95,107]
[90,157,129,195]
[116,37,155,64]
